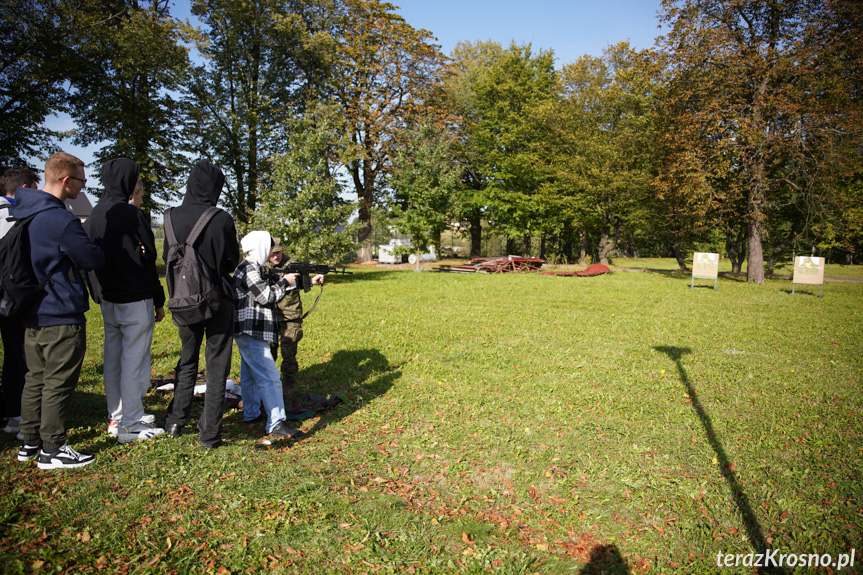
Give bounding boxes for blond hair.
[44,152,84,182]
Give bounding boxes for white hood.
[240,230,272,267]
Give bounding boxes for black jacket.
[164,160,239,300]
[86,159,165,308]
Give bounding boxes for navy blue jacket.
[86,159,165,308]
[13,188,105,326]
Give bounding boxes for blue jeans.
[234,333,286,433]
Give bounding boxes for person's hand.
[155,307,165,322]
[311,274,325,286]
[285,273,300,286]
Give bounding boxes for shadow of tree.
[654,346,782,575]
[580,544,631,574]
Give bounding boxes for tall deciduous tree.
[183,0,337,221]
[657,0,863,283]
[252,100,358,263]
[332,0,446,262]
[68,0,189,209]
[470,43,556,255]
[0,0,74,165]
[541,43,655,266]
[389,119,460,267]
[445,40,506,257]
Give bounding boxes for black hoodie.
[86,158,165,308]
[164,160,239,300]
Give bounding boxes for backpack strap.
[164,208,177,248]
[165,207,220,248]
[20,207,70,288]
[185,207,221,246]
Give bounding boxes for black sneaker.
[17,441,42,462]
[37,444,95,470]
[268,422,303,439]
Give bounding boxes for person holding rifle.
[266,244,324,412]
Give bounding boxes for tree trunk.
[672,234,689,272]
[579,233,587,265]
[469,216,482,258]
[523,235,531,257]
[598,227,615,266]
[505,237,516,256]
[746,181,766,284]
[726,228,747,274]
[356,191,372,263]
[562,225,573,263]
[539,235,546,260]
[766,226,796,276]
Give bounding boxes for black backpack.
[0,207,65,318]
[163,207,222,327]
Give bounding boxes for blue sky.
[44,0,666,205]
[392,0,665,66]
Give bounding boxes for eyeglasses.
[59,176,87,185]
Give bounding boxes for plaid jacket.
[233,259,295,343]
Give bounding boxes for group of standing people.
[1,153,321,469]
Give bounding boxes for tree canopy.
[3,0,861,267]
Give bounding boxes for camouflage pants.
[276,321,303,399]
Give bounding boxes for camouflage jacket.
[267,260,303,322]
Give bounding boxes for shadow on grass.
[284,348,400,440]
[779,287,822,297]
[580,544,631,574]
[655,346,782,575]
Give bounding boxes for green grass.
[1,268,862,574]
[591,257,863,279]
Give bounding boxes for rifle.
[266,261,352,320]
[277,262,353,293]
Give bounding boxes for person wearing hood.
[15,152,105,470]
[86,158,166,443]
[0,167,40,440]
[160,160,239,449]
[233,231,303,439]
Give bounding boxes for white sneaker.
[37,444,95,470]
[117,421,165,444]
[108,414,155,437]
[4,416,20,434]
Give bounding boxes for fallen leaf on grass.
[461,532,475,546]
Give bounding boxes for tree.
[466,42,557,256]
[67,0,190,209]
[331,0,446,262]
[389,119,460,268]
[657,0,863,283]
[444,41,506,258]
[0,0,74,165]
[252,100,358,263]
[543,43,656,266]
[183,0,337,221]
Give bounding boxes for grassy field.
[568,257,863,279]
[1,267,861,574]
